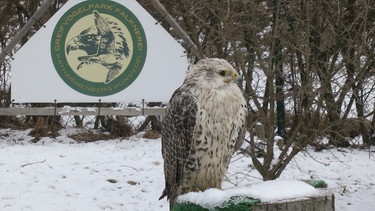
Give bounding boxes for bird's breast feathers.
[191,83,246,120]
[189,82,247,161]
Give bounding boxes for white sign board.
[11,0,187,103]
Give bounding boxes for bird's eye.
[219,70,226,76]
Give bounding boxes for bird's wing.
[160,86,197,205]
[93,10,111,36]
[234,120,247,152]
[116,34,130,58]
[233,93,248,153]
[93,10,115,55]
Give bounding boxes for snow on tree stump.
[173,180,334,211]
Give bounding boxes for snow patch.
[0,128,374,211]
[59,106,82,114]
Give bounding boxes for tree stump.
[249,194,334,211]
[173,180,334,211]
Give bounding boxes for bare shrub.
[143,130,161,139]
[69,132,112,142]
[0,116,28,129]
[102,116,133,138]
[28,116,61,138]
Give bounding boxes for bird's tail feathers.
[158,189,167,200]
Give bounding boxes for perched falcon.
[159,58,248,210]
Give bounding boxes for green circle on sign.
[51,0,147,96]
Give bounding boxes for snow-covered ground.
[0,128,374,211]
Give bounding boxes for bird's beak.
[66,37,79,55]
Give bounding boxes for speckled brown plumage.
[159,58,248,210]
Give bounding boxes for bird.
[66,10,130,84]
[159,58,248,210]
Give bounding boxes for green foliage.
[304,180,328,189]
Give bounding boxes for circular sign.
[51,0,147,96]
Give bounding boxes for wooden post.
[0,0,55,62]
[149,0,204,59]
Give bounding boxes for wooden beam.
[0,0,55,62]
[149,0,204,59]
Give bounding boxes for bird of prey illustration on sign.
[66,10,130,84]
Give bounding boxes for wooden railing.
[0,107,166,116]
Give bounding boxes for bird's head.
[66,26,100,55]
[186,58,240,89]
